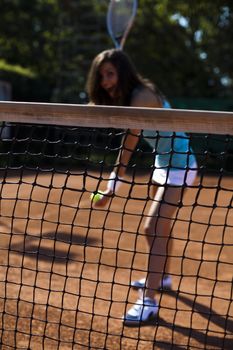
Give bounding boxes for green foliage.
[127,0,233,100]
[0,59,36,78]
[0,0,232,104]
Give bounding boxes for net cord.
[0,101,233,135]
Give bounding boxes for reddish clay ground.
[0,170,232,349]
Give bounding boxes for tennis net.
[0,102,232,349]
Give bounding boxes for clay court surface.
[0,169,232,349]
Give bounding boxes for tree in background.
[0,0,108,102]
[128,0,233,100]
[0,0,232,108]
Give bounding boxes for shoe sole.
[123,314,158,327]
[131,284,172,291]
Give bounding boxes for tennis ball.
[90,191,104,203]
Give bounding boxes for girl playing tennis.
[86,49,197,325]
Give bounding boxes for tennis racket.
[107,0,138,50]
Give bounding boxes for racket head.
[107,0,138,50]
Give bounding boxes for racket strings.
[107,0,137,49]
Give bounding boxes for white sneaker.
[131,275,172,291]
[123,297,158,326]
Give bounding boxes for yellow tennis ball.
[90,191,103,203]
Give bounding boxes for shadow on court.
[171,291,233,337]
[9,231,99,264]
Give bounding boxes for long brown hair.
[86,49,161,106]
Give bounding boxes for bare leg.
[144,185,184,300]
